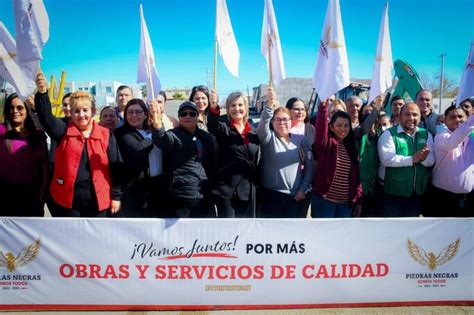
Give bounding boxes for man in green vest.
[377,103,435,217]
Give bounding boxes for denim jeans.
[312,195,352,218]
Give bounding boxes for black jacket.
[207,111,259,200]
[114,125,154,188]
[153,126,218,200]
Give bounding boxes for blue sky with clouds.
[1,0,473,95]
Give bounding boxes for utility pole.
[206,67,211,89]
[438,53,446,112]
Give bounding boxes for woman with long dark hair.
[189,85,211,131]
[285,97,315,144]
[285,97,315,217]
[114,99,163,217]
[312,101,362,218]
[0,93,48,216]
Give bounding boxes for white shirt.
[377,125,435,181]
[138,130,163,177]
[290,122,305,143]
[432,115,474,194]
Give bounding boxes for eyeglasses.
[274,118,291,123]
[127,110,144,116]
[10,105,26,112]
[179,111,198,118]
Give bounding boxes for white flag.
[456,42,474,104]
[13,0,49,64]
[137,4,161,102]
[368,2,393,104]
[0,22,17,55]
[312,0,350,101]
[215,0,239,78]
[0,22,37,99]
[0,43,32,99]
[261,0,286,86]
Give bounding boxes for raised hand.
[35,71,48,93]
[210,89,219,109]
[267,86,278,109]
[373,95,384,110]
[148,99,162,130]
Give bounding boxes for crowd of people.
[0,72,472,218]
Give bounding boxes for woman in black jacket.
[150,101,218,218]
[207,91,259,218]
[114,99,162,217]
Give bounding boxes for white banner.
[0,218,472,310]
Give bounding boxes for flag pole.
[267,33,273,88]
[213,37,218,91]
[145,59,155,100]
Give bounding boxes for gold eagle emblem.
[407,237,460,271]
[324,26,343,49]
[0,238,41,272]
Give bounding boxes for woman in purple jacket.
[312,101,362,218]
[0,93,49,216]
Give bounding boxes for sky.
[1,0,473,96]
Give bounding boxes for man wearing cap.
[377,103,435,217]
[150,100,218,218]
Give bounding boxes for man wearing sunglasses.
[150,100,218,218]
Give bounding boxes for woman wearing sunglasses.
[256,87,314,218]
[0,93,49,217]
[150,100,218,218]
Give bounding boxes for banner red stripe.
[1,300,473,311]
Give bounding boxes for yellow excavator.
[48,70,67,118]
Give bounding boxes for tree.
[140,85,147,99]
[172,91,185,100]
[419,72,458,98]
